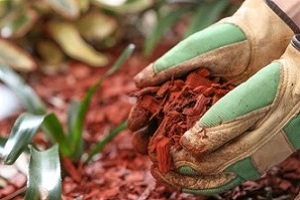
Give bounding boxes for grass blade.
[86,121,127,163]
[105,43,135,77]
[68,44,135,160]
[0,63,46,114]
[24,145,61,200]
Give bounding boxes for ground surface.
[0,42,299,199]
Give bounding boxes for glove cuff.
[265,0,300,33]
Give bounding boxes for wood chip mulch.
[128,68,233,173]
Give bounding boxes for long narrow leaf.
[2,113,45,164]
[0,137,7,153]
[184,0,229,37]
[1,112,70,164]
[0,63,46,114]
[24,145,61,200]
[42,113,70,156]
[66,100,83,159]
[68,44,135,159]
[86,121,127,163]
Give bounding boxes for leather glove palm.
[151,35,300,196]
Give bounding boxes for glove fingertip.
[128,104,151,131]
[132,129,150,155]
[134,63,156,88]
[180,125,210,156]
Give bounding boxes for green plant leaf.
[41,0,79,19]
[68,44,135,160]
[42,113,70,156]
[0,39,37,71]
[0,137,7,153]
[184,0,229,37]
[2,113,45,164]
[67,100,80,136]
[144,6,191,55]
[66,100,83,160]
[86,121,127,163]
[1,112,70,164]
[0,7,38,38]
[0,63,46,114]
[48,21,109,67]
[24,145,61,200]
[76,11,117,41]
[92,0,154,14]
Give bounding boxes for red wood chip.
[130,68,234,173]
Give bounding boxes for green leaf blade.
[0,63,46,114]
[2,113,45,164]
[86,121,127,163]
[25,145,61,200]
[42,113,70,156]
[1,112,70,164]
[68,44,135,159]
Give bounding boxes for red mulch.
[128,68,233,173]
[0,42,299,199]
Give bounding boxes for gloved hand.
[151,34,300,195]
[128,0,294,154]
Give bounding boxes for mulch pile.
[128,68,233,173]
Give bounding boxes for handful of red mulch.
[128,68,234,173]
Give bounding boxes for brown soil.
[128,68,234,173]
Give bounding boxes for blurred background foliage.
[0,0,242,72]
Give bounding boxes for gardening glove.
[151,34,300,196]
[128,0,296,154]
[134,0,296,88]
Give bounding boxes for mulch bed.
[0,42,299,199]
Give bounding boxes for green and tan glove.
[134,0,295,88]
[129,0,294,154]
[151,34,300,196]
